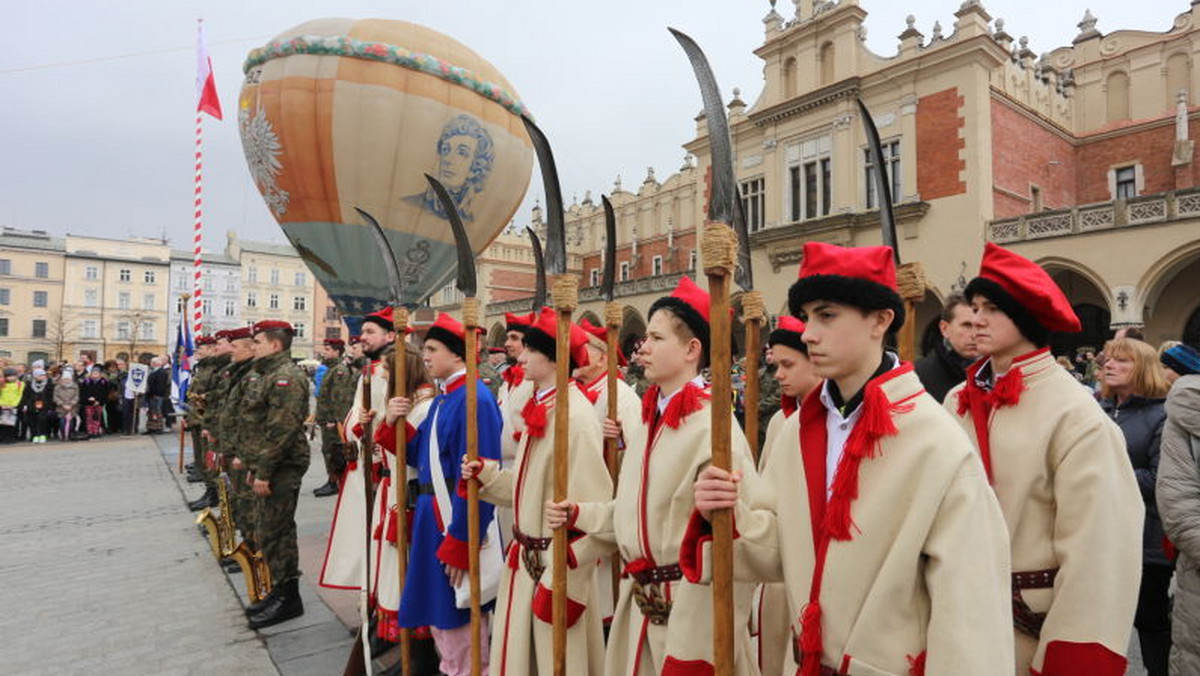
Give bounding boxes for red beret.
[214,329,232,341]
[969,243,1081,333]
[323,338,345,348]
[226,326,253,341]
[194,335,215,346]
[252,320,294,336]
[348,335,362,345]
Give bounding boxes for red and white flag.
[196,22,222,120]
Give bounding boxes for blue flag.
[172,318,194,407]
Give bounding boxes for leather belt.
[1012,567,1058,639]
[627,563,681,586]
[512,526,551,579]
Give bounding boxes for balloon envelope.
[238,18,534,313]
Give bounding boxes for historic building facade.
[167,249,243,338]
[224,232,318,357]
[0,227,67,364]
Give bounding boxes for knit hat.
[768,316,808,356]
[788,242,905,332]
[964,242,1080,347]
[3,368,16,377]
[32,368,46,378]
[505,312,535,333]
[521,307,591,370]
[648,276,712,357]
[426,313,468,360]
[577,317,626,366]
[362,306,395,332]
[1162,343,1200,377]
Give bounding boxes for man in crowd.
[914,292,979,402]
[312,338,356,497]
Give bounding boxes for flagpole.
[193,17,221,339]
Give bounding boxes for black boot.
[187,486,217,512]
[244,585,279,616]
[247,579,304,629]
[186,468,205,483]
[370,632,397,659]
[313,480,338,497]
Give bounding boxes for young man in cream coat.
[689,242,1014,676]
[948,243,1143,676]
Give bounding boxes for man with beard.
[914,292,979,402]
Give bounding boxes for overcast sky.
[1,0,1184,250]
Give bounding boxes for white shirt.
[817,354,900,497]
[657,375,707,414]
[439,369,466,394]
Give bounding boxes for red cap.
[768,315,808,355]
[214,329,232,341]
[788,242,904,329]
[577,317,626,366]
[226,326,253,341]
[363,306,395,332]
[252,320,293,336]
[505,312,535,332]
[971,242,1081,333]
[669,276,711,323]
[426,312,467,359]
[195,335,216,346]
[323,338,345,348]
[523,307,591,368]
[775,316,806,335]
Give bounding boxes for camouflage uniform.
[756,360,780,451]
[478,359,502,398]
[216,359,258,545]
[244,350,311,586]
[624,362,650,398]
[313,356,356,478]
[187,353,228,487]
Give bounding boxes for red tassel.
[907,651,927,676]
[989,367,1025,409]
[955,387,971,417]
[521,396,548,440]
[373,518,384,542]
[798,602,823,676]
[823,383,900,540]
[502,365,524,387]
[385,507,398,543]
[661,382,710,430]
[641,385,660,424]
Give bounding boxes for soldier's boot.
[247,578,304,629]
[186,466,205,483]
[313,479,338,497]
[243,585,279,617]
[187,486,217,512]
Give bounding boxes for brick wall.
[991,98,1078,219]
[917,88,967,200]
[1075,118,1200,203]
[488,268,535,302]
[578,232,698,284]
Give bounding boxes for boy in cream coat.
[689,242,1014,676]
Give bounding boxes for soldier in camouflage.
[244,320,311,629]
[312,338,356,497]
[219,328,261,549]
[187,332,233,511]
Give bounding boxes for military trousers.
[230,465,258,547]
[256,467,303,586]
[319,424,346,478]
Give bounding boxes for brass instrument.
[230,541,273,603]
[194,472,272,602]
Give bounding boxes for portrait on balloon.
[404,114,494,223]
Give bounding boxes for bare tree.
[45,311,75,363]
[112,310,148,364]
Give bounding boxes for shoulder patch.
[276,379,290,387]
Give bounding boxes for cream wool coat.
[687,367,1014,676]
[754,407,796,676]
[477,384,613,676]
[582,373,647,623]
[573,386,764,676]
[946,348,1143,675]
[497,379,535,546]
[319,362,390,590]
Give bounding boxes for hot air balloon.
[238,18,534,313]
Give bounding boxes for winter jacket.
[913,339,972,403]
[1156,374,1200,674]
[146,367,171,398]
[20,380,54,413]
[79,376,112,408]
[1101,395,1169,565]
[53,379,80,414]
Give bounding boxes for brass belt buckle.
[631,579,672,625]
[522,546,545,580]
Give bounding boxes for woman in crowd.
[20,367,55,443]
[79,365,112,439]
[1099,337,1172,676]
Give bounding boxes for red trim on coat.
[679,510,713,584]
[498,565,519,676]
[531,582,587,628]
[1032,640,1127,676]
[906,650,927,676]
[317,469,361,591]
[436,534,470,570]
[660,656,715,676]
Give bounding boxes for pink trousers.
[430,614,491,676]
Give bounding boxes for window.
[85,288,98,307]
[119,268,131,283]
[82,320,98,339]
[33,262,48,279]
[33,291,48,307]
[864,140,902,209]
[0,318,7,337]
[325,306,340,321]
[293,296,307,311]
[32,319,47,338]
[246,292,257,308]
[0,288,8,305]
[294,322,306,338]
[0,259,10,275]
[142,293,155,311]
[118,292,131,310]
[689,250,697,270]
[224,300,235,317]
[143,271,155,284]
[117,321,131,340]
[740,177,765,232]
[175,275,187,290]
[589,269,599,286]
[248,266,258,283]
[140,322,154,341]
[652,256,663,276]
[1115,166,1137,200]
[202,299,213,315]
[325,326,342,340]
[270,269,280,285]
[269,294,279,310]
[203,277,213,292]
[225,277,236,292]
[787,136,832,221]
[619,261,630,282]
[176,296,185,313]
[294,272,306,286]
[85,265,99,281]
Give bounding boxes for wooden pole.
[740,291,765,465]
[702,224,737,676]
[343,361,375,676]
[462,298,483,676]
[390,308,411,676]
[895,262,928,363]
[603,301,622,608]
[551,275,578,676]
